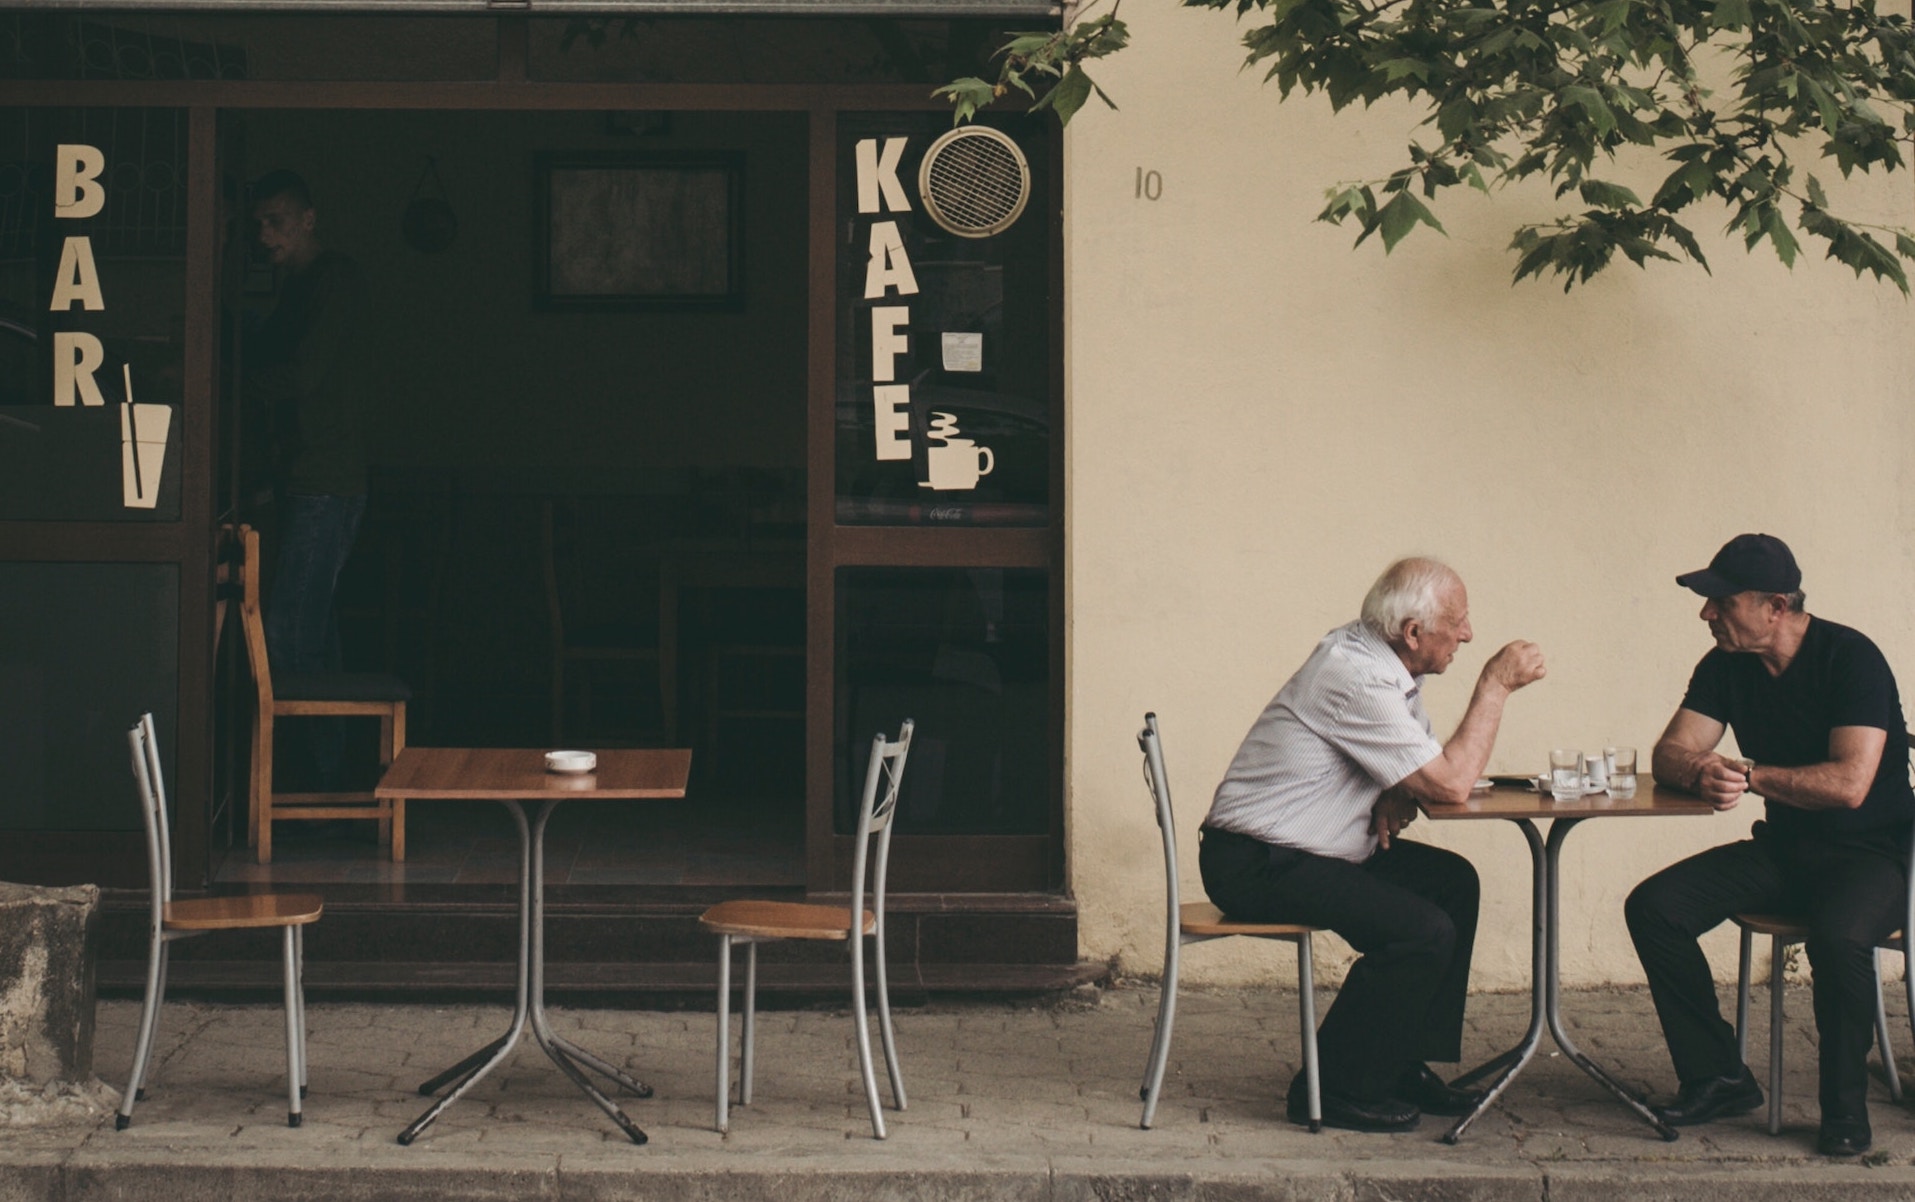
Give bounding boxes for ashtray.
[544,750,597,774]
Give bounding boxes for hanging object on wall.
[917,126,1030,239]
[401,156,458,254]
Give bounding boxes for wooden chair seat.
[165,893,324,931]
[1737,912,1906,946]
[1180,901,1319,939]
[699,899,874,941]
[1733,912,1808,939]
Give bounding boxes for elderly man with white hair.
[1199,557,1546,1132]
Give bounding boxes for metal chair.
[1731,730,1915,1133]
[117,712,323,1130]
[698,719,913,1139]
[1137,712,1323,1131]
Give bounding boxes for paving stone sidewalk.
[7,982,1915,1201]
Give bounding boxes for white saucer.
[544,750,597,774]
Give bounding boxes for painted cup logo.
[920,412,994,491]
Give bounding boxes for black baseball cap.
[1675,533,1801,598]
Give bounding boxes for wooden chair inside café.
[229,523,410,863]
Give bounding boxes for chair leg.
[281,926,303,1127]
[1297,935,1322,1133]
[851,932,886,1139]
[384,707,406,863]
[873,921,906,1111]
[295,926,309,1099]
[1139,935,1180,1130]
[118,935,167,1129]
[1735,925,1752,1066]
[1768,934,1785,1135]
[254,712,274,864]
[741,941,756,1106]
[1873,948,1901,1102]
[714,934,731,1134]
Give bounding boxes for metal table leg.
[1541,817,1679,1142]
[1443,818,1547,1143]
[523,800,650,1145]
[400,801,534,1145]
[1443,815,1677,1144]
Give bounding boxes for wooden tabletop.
[1418,782,1717,821]
[374,747,692,800]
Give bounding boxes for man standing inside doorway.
[249,170,369,781]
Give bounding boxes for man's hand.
[1694,754,1750,811]
[1480,641,1547,693]
[1371,792,1419,849]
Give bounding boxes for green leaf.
[1377,191,1447,252]
[1579,179,1643,208]
[1041,65,1096,125]
[1710,0,1752,30]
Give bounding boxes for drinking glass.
[1606,746,1638,798]
[1550,748,1584,801]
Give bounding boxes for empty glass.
[1550,748,1584,801]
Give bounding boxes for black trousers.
[1624,823,1907,1121]
[1198,826,1480,1102]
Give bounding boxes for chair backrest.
[1138,713,1182,956]
[850,719,914,926]
[232,524,275,709]
[127,713,173,923]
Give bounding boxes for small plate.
[1471,778,1494,793]
[544,750,597,774]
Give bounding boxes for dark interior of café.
[216,106,811,888]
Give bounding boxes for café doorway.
[214,106,809,890]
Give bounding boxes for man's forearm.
[1652,742,1708,793]
[1747,761,1871,811]
[1432,681,1510,788]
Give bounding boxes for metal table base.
[1442,815,1678,1144]
[399,800,653,1146]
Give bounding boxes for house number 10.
[1135,168,1162,201]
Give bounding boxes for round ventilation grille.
[918,126,1030,239]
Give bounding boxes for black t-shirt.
[1681,615,1914,841]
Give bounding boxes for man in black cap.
[1625,533,1913,1156]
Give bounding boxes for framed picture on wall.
[534,151,744,310]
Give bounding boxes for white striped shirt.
[1204,620,1445,863]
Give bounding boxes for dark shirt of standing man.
[249,169,369,680]
[1626,533,1913,1158]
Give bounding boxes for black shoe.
[1818,1117,1872,1157]
[1396,1062,1483,1117]
[1650,1068,1764,1127]
[1286,1072,1420,1133]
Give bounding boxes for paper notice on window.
[941,332,983,373]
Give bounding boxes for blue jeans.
[266,492,366,676]
[266,492,366,789]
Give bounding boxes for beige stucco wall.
[1064,0,1915,990]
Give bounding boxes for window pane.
[0,562,179,832]
[836,113,1052,526]
[0,15,495,82]
[0,106,185,520]
[836,567,1048,835]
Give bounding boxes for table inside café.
[1417,780,1715,1143]
[374,746,692,1146]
